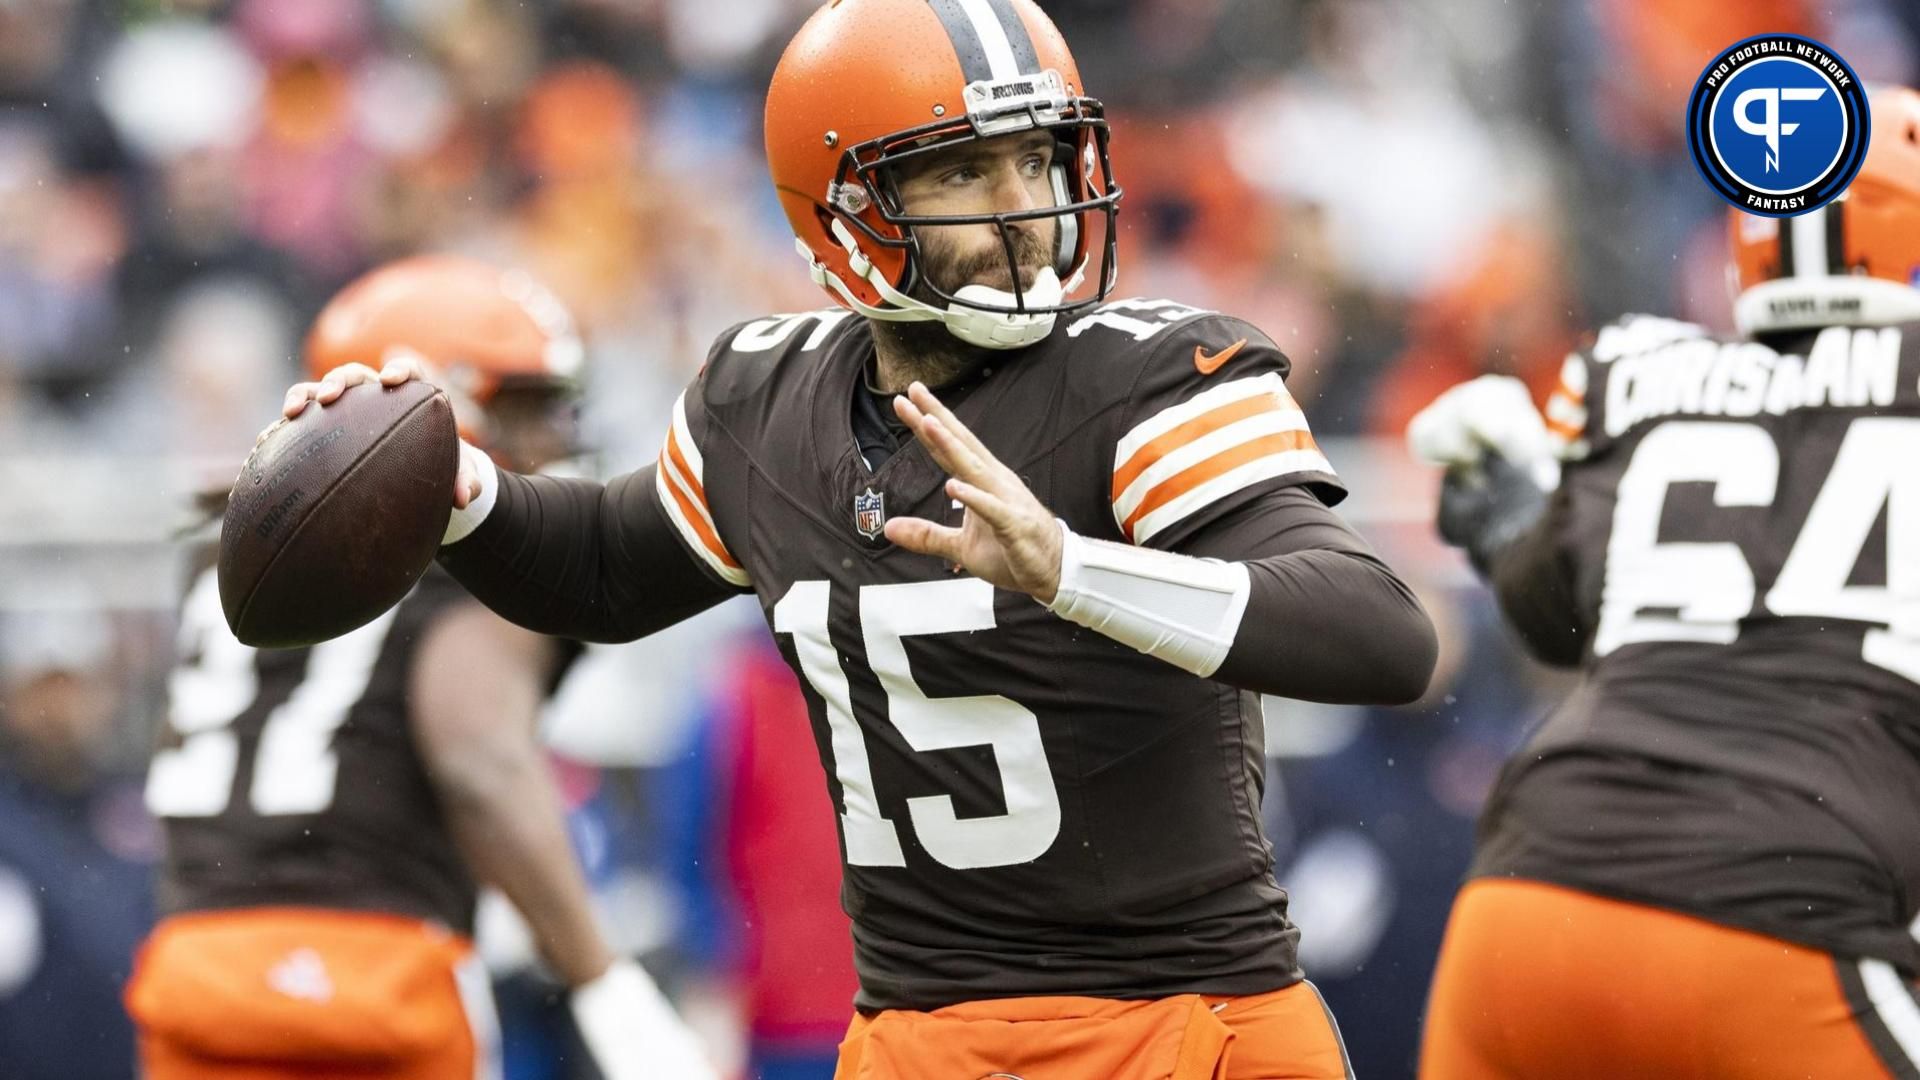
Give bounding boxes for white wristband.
[569,959,717,1080]
[441,440,498,546]
[1045,522,1251,677]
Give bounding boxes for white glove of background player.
[1408,375,1560,573]
[1405,374,1560,490]
[570,959,719,1080]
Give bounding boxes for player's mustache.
[944,229,1054,290]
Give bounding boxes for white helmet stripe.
[1789,206,1830,278]
[926,0,1007,83]
[954,0,1022,80]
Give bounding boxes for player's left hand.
[885,381,1064,604]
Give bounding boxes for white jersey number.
[729,310,852,353]
[773,578,1060,870]
[1596,417,1920,682]
[146,572,394,818]
[1064,298,1213,341]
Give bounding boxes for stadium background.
[0,0,1914,1076]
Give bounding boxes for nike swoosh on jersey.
[1193,338,1248,375]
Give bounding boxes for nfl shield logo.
[854,488,886,540]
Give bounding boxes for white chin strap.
[1735,276,1920,336]
[799,219,1085,351]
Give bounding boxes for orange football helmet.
[1731,84,1920,334]
[765,0,1120,349]
[305,254,583,449]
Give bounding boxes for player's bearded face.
[914,222,1056,298]
[890,131,1061,301]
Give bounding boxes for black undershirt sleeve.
[1483,486,1588,668]
[1172,486,1438,704]
[436,465,740,644]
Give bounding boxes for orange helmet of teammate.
[304,255,584,457]
[1730,84,1920,335]
[764,0,1121,350]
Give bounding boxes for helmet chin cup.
[947,269,1063,350]
[810,218,1062,350]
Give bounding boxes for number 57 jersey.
[150,565,516,934]
[660,302,1344,1011]
[1479,315,1920,976]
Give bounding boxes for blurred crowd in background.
[0,0,1917,1077]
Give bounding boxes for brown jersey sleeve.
[1176,486,1437,704]
[1095,313,1429,702]
[438,331,754,643]
[1474,338,1602,667]
[1484,485,1589,667]
[436,464,741,643]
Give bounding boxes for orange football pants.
[126,907,498,1080]
[833,981,1353,1080]
[1421,878,1920,1080]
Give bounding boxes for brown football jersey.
[150,565,563,935]
[655,300,1344,1010]
[1477,315,1920,974]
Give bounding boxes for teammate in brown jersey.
[129,257,715,1080]
[1410,84,1920,1080]
[280,2,1438,1076]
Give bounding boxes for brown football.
[219,380,457,648]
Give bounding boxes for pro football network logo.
[854,487,886,540]
[1685,34,1870,216]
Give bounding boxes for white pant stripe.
[1861,958,1920,1070]
[454,950,504,1080]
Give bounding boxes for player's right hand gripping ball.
[219,380,458,648]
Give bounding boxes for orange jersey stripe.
[1552,376,1584,404]
[1121,430,1319,537]
[658,455,741,570]
[1544,413,1584,439]
[664,425,708,507]
[1112,395,1281,502]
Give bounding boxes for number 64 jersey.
[655,301,1346,1011]
[1478,315,1920,976]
